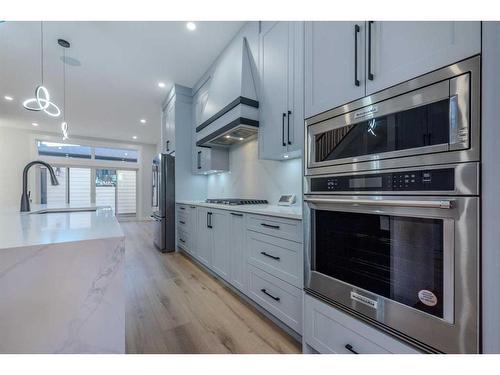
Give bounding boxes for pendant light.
[23,22,61,117]
[59,38,70,140]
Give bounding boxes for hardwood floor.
[123,221,301,354]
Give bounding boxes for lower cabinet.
[304,294,421,354]
[247,264,302,334]
[210,210,230,280]
[228,212,246,292]
[196,207,212,267]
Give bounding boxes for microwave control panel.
[310,168,455,192]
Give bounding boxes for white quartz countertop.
[176,200,302,220]
[0,203,124,250]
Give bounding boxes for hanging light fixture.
[58,38,71,140]
[23,22,61,117]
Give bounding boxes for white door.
[259,21,289,160]
[211,210,230,280]
[305,21,366,118]
[229,212,246,292]
[196,207,212,267]
[366,21,481,94]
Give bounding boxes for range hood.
[196,37,259,148]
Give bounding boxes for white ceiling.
[0,21,244,144]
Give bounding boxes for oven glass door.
[313,208,452,320]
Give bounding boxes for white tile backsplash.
[207,139,302,204]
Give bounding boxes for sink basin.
[30,207,98,215]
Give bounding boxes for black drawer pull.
[261,223,280,230]
[179,220,186,225]
[179,207,186,210]
[260,251,280,261]
[179,238,186,243]
[190,206,196,209]
[231,212,244,217]
[261,288,280,301]
[345,344,358,354]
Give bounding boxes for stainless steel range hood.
[195,37,259,148]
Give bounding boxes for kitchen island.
[0,204,125,354]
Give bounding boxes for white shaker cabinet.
[228,212,246,292]
[304,21,366,118]
[366,21,481,94]
[210,209,230,280]
[162,98,175,154]
[259,21,304,160]
[196,207,212,267]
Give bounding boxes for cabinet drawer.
[304,294,420,354]
[177,228,190,252]
[246,214,302,242]
[177,215,189,230]
[247,231,302,288]
[247,264,302,334]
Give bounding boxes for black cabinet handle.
[207,212,213,228]
[260,251,280,261]
[261,223,280,230]
[287,110,292,145]
[166,140,170,152]
[190,206,196,209]
[179,220,186,225]
[179,238,186,243]
[179,207,186,210]
[282,113,286,147]
[231,212,244,217]
[345,344,358,354]
[197,151,202,169]
[261,288,280,301]
[354,24,360,86]
[368,21,374,81]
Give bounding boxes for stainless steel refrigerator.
[151,153,175,252]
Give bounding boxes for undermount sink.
[30,207,98,215]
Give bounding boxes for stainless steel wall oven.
[304,56,481,354]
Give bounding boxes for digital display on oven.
[349,176,383,189]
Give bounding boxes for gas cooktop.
[205,199,268,205]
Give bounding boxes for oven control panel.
[310,168,455,192]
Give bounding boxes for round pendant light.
[23,22,61,118]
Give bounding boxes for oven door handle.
[304,197,453,209]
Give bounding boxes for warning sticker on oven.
[418,290,438,307]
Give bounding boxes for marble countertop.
[0,203,124,250]
[176,200,302,220]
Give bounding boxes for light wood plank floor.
[123,221,301,354]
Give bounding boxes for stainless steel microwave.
[305,55,480,176]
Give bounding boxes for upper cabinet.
[305,21,481,118]
[192,77,229,174]
[304,21,366,119]
[259,21,304,160]
[365,21,481,95]
[162,100,175,154]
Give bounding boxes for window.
[37,141,91,159]
[95,147,138,162]
[96,169,117,212]
[69,168,92,206]
[37,140,138,163]
[40,167,67,205]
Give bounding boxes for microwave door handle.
[304,197,453,209]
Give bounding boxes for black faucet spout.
[20,161,59,212]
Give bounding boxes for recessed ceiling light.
[158,82,166,88]
[132,136,137,140]
[140,119,147,124]
[4,95,13,101]
[31,122,39,127]
[186,22,196,31]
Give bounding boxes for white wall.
[0,127,35,210]
[206,139,302,203]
